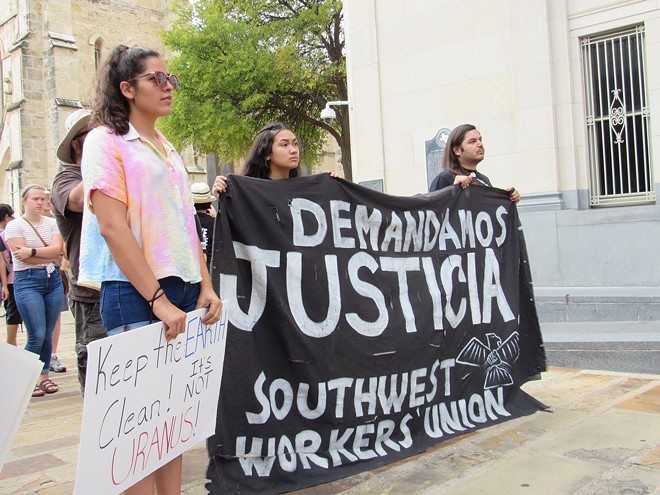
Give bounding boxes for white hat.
[191,182,215,204]
[57,109,92,164]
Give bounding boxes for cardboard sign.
[0,343,43,473]
[74,306,228,494]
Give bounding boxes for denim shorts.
[100,276,200,334]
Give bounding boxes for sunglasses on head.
[260,124,287,134]
[129,71,179,90]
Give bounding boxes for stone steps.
[534,287,660,323]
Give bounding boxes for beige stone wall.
[344,0,660,201]
[0,0,185,209]
[47,0,175,179]
[19,3,48,188]
[0,0,340,209]
[0,0,30,205]
[309,135,344,177]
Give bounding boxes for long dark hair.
[442,124,478,176]
[91,45,160,135]
[0,203,14,219]
[241,122,299,179]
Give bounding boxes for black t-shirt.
[0,234,11,275]
[51,166,100,302]
[429,169,492,192]
[196,211,215,270]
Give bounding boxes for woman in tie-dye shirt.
[78,45,222,495]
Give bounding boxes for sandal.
[32,385,46,397]
[39,378,58,394]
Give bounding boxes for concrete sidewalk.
[1,313,659,494]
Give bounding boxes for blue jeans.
[13,267,64,374]
[101,276,200,335]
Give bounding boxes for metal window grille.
[582,25,654,206]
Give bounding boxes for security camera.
[320,106,336,124]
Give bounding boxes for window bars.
[582,25,654,206]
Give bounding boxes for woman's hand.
[13,246,34,261]
[152,296,188,341]
[212,175,228,196]
[196,286,223,325]
[506,186,521,203]
[453,173,477,189]
[1,286,8,302]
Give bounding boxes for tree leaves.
[161,0,351,178]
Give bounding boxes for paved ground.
[1,313,659,494]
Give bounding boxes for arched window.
[94,38,103,71]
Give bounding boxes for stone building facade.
[0,0,206,210]
[343,0,660,321]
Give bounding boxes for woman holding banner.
[78,45,222,495]
[212,122,301,196]
[242,122,301,179]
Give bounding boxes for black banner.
[207,174,546,494]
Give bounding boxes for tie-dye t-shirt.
[78,124,201,289]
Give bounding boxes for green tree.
[162,0,352,180]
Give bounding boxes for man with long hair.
[429,124,520,203]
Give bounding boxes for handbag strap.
[23,218,48,247]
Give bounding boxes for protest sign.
[0,343,43,473]
[74,306,228,495]
[207,174,547,494]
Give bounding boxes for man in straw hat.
[50,108,107,395]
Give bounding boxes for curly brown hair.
[91,45,160,135]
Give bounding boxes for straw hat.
[57,109,92,164]
[191,182,215,204]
